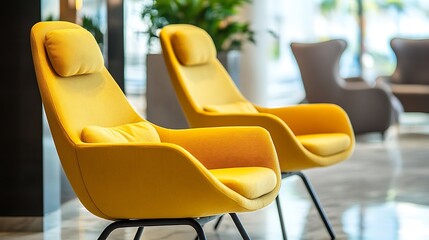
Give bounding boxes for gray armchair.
[376,37,429,113]
[291,39,403,137]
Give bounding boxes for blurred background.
[41,0,429,108]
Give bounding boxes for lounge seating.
[30,20,282,240]
[376,37,429,113]
[291,39,403,137]
[160,24,356,240]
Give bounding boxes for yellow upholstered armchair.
[30,21,281,240]
[160,24,356,239]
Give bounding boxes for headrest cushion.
[171,27,217,66]
[45,28,104,77]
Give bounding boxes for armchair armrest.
[344,76,366,82]
[74,142,262,218]
[376,75,393,84]
[176,105,354,170]
[375,76,394,93]
[157,126,280,171]
[182,112,306,149]
[343,81,374,89]
[340,85,392,115]
[255,103,354,137]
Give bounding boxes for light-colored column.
[238,0,270,106]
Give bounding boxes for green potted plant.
[141,0,255,52]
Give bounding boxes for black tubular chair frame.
[98,213,251,240]
[214,171,336,240]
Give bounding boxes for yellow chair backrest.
[160,24,252,123]
[31,21,145,218]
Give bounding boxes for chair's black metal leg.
[98,221,122,240]
[275,195,288,240]
[381,131,386,141]
[213,214,224,230]
[188,219,206,240]
[295,171,336,239]
[229,213,251,240]
[133,227,144,240]
[195,215,224,240]
[97,218,208,240]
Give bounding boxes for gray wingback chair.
[291,39,403,137]
[376,37,429,113]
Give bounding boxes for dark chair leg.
[229,213,251,240]
[381,131,386,141]
[212,171,335,240]
[294,171,336,239]
[212,193,289,239]
[213,214,224,230]
[196,215,223,240]
[97,218,207,240]
[188,219,207,240]
[98,221,120,240]
[275,196,288,240]
[133,227,144,240]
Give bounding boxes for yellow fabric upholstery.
[30,21,281,231]
[297,133,351,157]
[160,24,356,239]
[209,167,277,200]
[45,28,104,77]
[171,28,217,66]
[204,101,258,113]
[81,121,161,143]
[160,24,355,172]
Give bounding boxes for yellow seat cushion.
[209,167,277,199]
[297,133,351,157]
[45,28,104,77]
[81,121,161,143]
[203,101,258,113]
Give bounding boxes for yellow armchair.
[160,24,356,239]
[30,21,281,240]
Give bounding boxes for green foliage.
[318,0,406,15]
[320,0,338,15]
[44,14,57,21]
[377,0,405,12]
[141,0,255,52]
[81,16,104,46]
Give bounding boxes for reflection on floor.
[1,112,428,240]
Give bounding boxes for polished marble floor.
[1,112,428,240]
